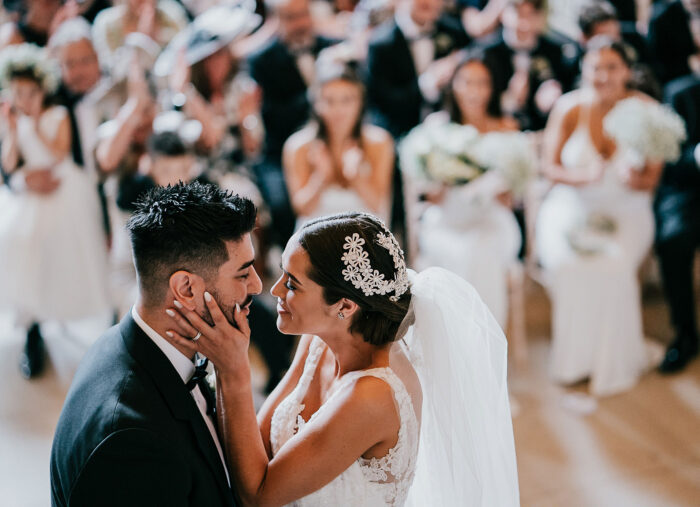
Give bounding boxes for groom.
[50,183,261,506]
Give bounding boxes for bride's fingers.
[203,291,228,328]
[165,307,199,338]
[164,329,199,356]
[172,300,215,336]
[233,304,251,338]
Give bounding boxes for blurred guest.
[92,0,188,70]
[482,0,571,131]
[656,74,700,373]
[577,1,651,67]
[0,44,111,378]
[459,0,507,40]
[0,0,61,49]
[366,0,470,138]
[536,39,663,396]
[283,56,394,226]
[49,17,121,175]
[647,0,700,85]
[248,0,340,245]
[416,53,521,327]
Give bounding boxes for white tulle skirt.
[418,195,521,329]
[0,163,111,322]
[536,183,654,396]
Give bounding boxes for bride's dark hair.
[297,213,412,346]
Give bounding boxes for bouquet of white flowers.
[603,97,687,167]
[399,122,485,186]
[471,131,536,198]
[0,43,59,94]
[399,122,536,196]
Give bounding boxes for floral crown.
[340,221,409,302]
[0,44,60,95]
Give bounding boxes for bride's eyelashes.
[285,278,297,291]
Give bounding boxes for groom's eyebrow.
[236,259,255,272]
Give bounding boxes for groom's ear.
[169,270,206,310]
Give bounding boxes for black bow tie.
[187,357,215,416]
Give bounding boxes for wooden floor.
[0,281,698,506]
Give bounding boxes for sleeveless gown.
[0,106,111,321]
[295,185,390,230]
[536,102,655,396]
[269,337,420,506]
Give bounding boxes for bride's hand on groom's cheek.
[164,292,251,379]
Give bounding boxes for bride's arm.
[166,298,399,507]
[256,334,313,457]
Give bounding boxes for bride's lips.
[276,302,290,315]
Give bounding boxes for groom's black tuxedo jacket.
[50,314,236,507]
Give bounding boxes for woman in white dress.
[165,212,519,506]
[417,54,522,328]
[0,44,111,377]
[283,57,394,228]
[537,38,663,396]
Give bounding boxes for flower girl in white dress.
[537,39,663,396]
[0,44,111,376]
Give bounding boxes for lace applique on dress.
[269,338,420,506]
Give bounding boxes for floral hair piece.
[0,43,60,95]
[340,224,409,302]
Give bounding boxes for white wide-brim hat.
[154,0,261,77]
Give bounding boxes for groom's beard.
[202,290,253,328]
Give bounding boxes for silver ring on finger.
[192,331,202,342]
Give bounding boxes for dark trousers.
[656,224,700,343]
[253,158,296,247]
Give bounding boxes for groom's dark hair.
[127,182,256,305]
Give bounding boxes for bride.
[164,212,519,506]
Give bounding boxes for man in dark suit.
[248,0,338,245]
[647,0,700,85]
[481,0,572,131]
[51,182,262,506]
[365,0,471,139]
[656,75,700,373]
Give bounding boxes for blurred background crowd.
[0,1,698,500]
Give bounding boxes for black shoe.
[19,323,45,379]
[658,337,698,374]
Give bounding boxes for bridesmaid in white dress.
[283,57,394,228]
[0,49,111,348]
[417,54,522,328]
[537,38,663,396]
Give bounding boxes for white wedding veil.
[398,268,520,506]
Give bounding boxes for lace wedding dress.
[270,336,420,506]
[0,106,111,321]
[536,99,655,396]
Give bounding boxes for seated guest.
[536,39,663,396]
[91,0,188,71]
[577,1,651,67]
[657,74,700,373]
[482,0,572,131]
[459,0,508,40]
[248,0,340,245]
[416,53,522,327]
[647,0,700,85]
[0,0,62,49]
[283,56,394,226]
[365,0,471,138]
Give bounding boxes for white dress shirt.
[131,307,230,485]
[395,7,440,104]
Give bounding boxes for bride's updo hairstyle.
[297,213,412,346]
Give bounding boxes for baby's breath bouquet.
[399,122,486,186]
[603,97,687,168]
[0,43,60,94]
[471,131,536,198]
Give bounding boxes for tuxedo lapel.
[118,315,232,500]
[393,24,418,81]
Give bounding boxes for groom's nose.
[247,266,263,296]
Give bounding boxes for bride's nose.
[270,276,285,298]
